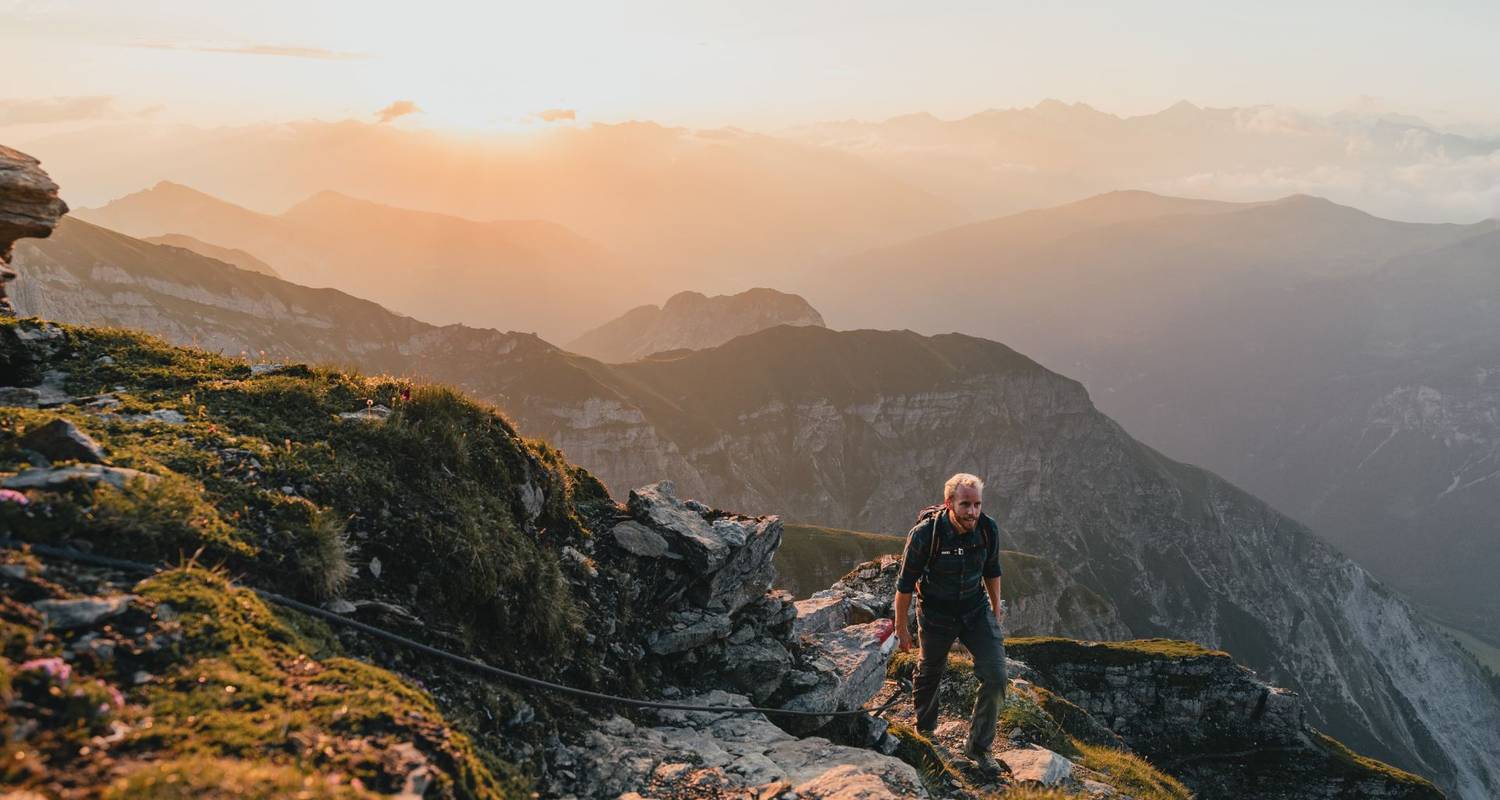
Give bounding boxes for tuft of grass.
[998,686,1078,756]
[887,722,959,793]
[102,757,377,799]
[1073,742,1191,800]
[298,507,354,600]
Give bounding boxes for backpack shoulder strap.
[928,512,941,561]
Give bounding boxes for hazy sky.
[5,0,1500,133]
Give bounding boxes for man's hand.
[898,628,915,652]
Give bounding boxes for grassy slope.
[0,318,624,797]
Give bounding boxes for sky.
[5,0,1500,134]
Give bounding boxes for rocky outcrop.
[566,288,826,362]
[1008,638,1444,800]
[612,482,901,733]
[0,146,68,314]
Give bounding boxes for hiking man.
[894,472,1007,771]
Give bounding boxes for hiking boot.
[963,745,1006,775]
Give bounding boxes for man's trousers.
[912,601,1007,754]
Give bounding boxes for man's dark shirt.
[896,510,1002,612]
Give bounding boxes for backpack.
[915,504,994,563]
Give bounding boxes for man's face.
[946,484,982,534]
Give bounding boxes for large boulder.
[780,620,895,726]
[0,145,68,314]
[627,481,781,615]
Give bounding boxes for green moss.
[1073,742,1192,800]
[1313,731,1442,794]
[102,757,378,799]
[125,567,524,799]
[1006,637,1228,669]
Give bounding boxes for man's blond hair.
[944,473,985,501]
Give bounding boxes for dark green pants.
[913,601,1007,753]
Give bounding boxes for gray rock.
[609,520,672,558]
[324,599,357,614]
[249,363,286,375]
[628,482,731,571]
[338,404,390,422]
[0,386,41,408]
[721,635,793,703]
[31,595,136,629]
[997,745,1074,786]
[2,464,158,491]
[647,609,733,655]
[555,693,926,799]
[118,408,187,425]
[32,370,72,406]
[690,516,782,615]
[19,418,108,464]
[781,620,894,724]
[793,595,850,637]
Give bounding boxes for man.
[894,472,1007,771]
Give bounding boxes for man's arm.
[895,591,915,651]
[983,517,1003,622]
[894,523,931,652]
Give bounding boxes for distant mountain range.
[74,181,632,341]
[567,289,825,362]
[30,120,960,279]
[12,217,1500,797]
[801,189,1500,641]
[141,233,280,277]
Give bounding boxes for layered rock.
[1007,638,1445,800]
[0,146,68,314]
[611,482,901,732]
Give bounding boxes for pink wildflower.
[19,657,71,684]
[0,488,28,505]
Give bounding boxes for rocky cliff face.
[1003,638,1443,800]
[566,288,826,363]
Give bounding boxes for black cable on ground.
[1,537,906,718]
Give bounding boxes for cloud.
[131,42,368,60]
[0,96,119,125]
[375,100,421,124]
[536,108,577,123]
